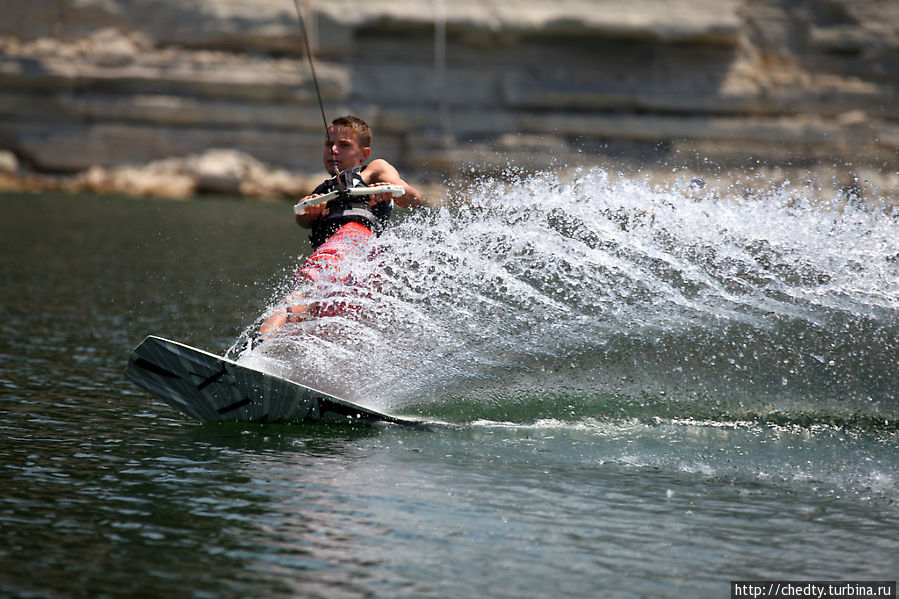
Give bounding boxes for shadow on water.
[174,419,393,452]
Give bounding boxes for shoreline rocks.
[0,148,317,200]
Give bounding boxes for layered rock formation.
[0,0,896,198]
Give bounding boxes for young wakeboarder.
[258,115,422,334]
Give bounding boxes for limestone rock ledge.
[0,0,896,199]
[0,147,317,200]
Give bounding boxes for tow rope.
[292,0,343,194]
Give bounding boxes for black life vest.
[309,165,393,248]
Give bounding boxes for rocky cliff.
[0,0,896,198]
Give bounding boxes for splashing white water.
[236,168,899,424]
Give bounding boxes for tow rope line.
[292,0,343,192]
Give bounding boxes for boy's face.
[323,126,370,174]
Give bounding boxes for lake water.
[1,170,897,598]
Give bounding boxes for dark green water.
[1,187,896,598]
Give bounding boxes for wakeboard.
[125,335,423,427]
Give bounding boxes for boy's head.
[331,115,372,147]
[324,115,372,174]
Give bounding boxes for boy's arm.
[362,159,423,208]
[294,194,328,228]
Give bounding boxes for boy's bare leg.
[258,291,317,335]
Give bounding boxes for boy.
[259,116,422,333]
[295,115,422,242]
